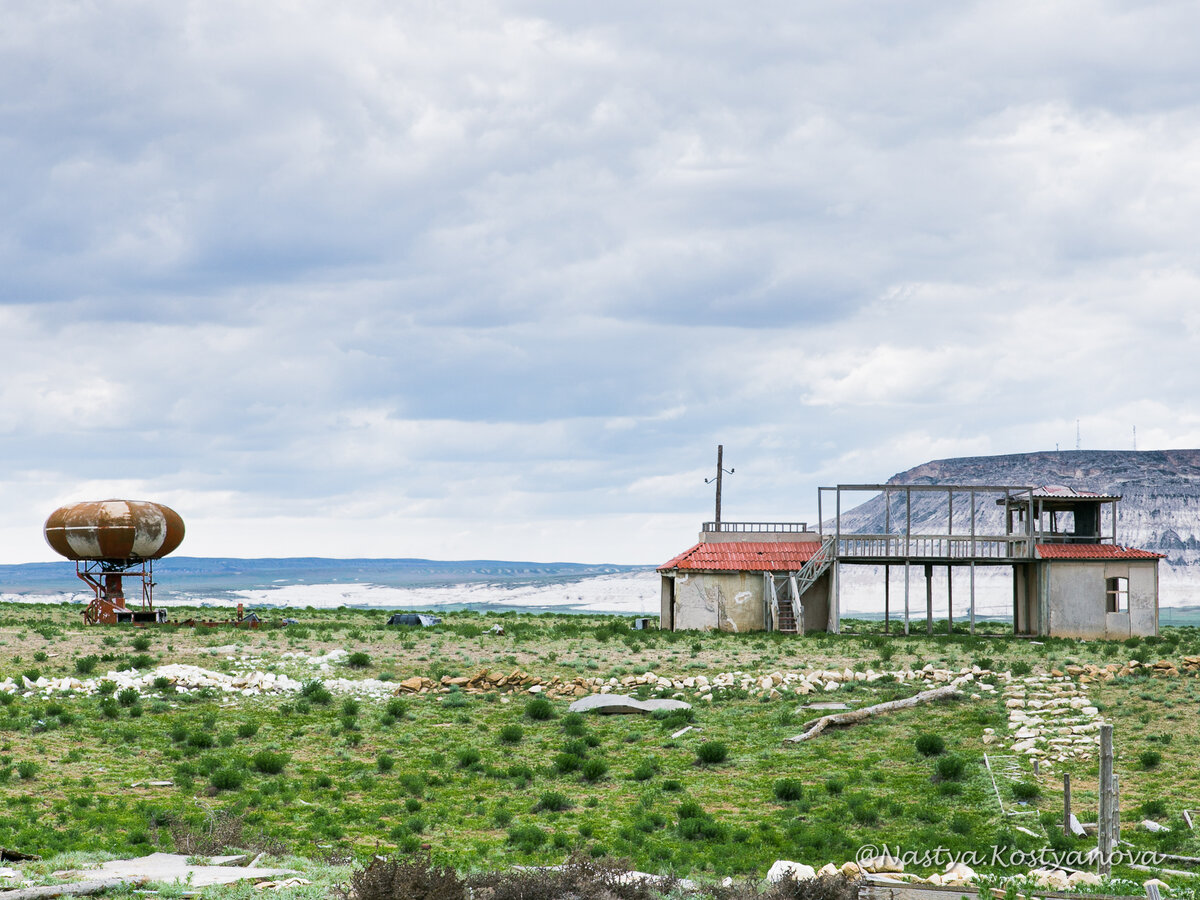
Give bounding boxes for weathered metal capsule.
[44,500,185,561]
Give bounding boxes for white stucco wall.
[1044,560,1158,639]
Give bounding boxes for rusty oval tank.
[44,500,185,562]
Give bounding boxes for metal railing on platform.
[702,521,810,533]
[835,533,1031,560]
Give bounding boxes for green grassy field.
[0,604,1198,885]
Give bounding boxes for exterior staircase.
[775,601,798,633]
[771,537,836,634]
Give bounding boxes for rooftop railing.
[702,521,810,533]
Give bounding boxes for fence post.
[1098,724,1114,876]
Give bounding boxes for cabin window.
[1106,576,1128,613]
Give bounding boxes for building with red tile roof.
[658,480,1162,639]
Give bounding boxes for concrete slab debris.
[1069,813,1087,837]
[567,694,691,715]
[67,853,295,888]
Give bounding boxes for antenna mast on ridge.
[1076,420,1082,451]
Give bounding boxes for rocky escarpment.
[836,450,1200,569]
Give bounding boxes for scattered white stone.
[766,861,816,883]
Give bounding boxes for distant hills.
[0,557,647,596]
[839,449,1200,568]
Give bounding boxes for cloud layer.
[2,1,1199,564]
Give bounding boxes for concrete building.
[658,484,1163,638]
[658,527,830,633]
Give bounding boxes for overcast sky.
[3,1,1199,565]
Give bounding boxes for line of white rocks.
[0,662,398,702]
[595,663,1003,702]
[986,673,1103,762]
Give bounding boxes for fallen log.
[0,878,143,900]
[783,684,962,744]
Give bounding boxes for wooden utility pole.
[715,444,724,525]
[706,445,734,526]
[1098,724,1114,875]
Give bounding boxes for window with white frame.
[1106,576,1128,613]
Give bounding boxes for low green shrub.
[554,752,583,774]
[915,733,945,756]
[632,760,656,782]
[536,791,571,812]
[210,767,245,791]
[696,742,728,765]
[251,750,288,775]
[773,778,805,801]
[935,754,966,781]
[499,724,523,744]
[507,824,547,852]
[1143,798,1168,818]
[301,680,332,705]
[1012,781,1040,801]
[525,698,554,721]
[385,698,407,718]
[580,758,608,782]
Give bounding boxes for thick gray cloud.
[2,0,1199,564]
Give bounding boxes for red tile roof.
[1031,485,1122,501]
[1036,544,1164,560]
[657,541,819,572]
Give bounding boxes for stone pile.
[394,669,594,699]
[1027,868,1104,889]
[1068,659,1190,680]
[766,857,978,887]
[990,674,1102,762]
[765,857,1120,891]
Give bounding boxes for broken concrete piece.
[567,694,691,715]
[79,853,295,888]
[1143,819,1171,833]
[766,861,816,883]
